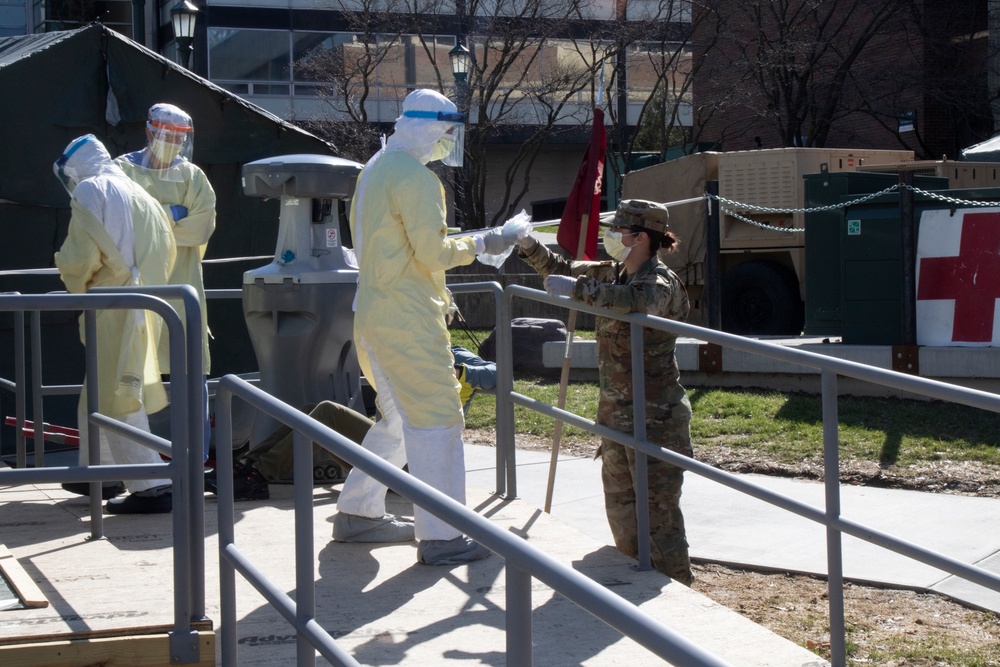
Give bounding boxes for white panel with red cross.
[916,207,1000,347]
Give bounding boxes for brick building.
[691,0,993,159]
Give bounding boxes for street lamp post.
[170,1,199,71]
[449,39,471,228]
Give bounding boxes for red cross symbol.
[917,211,1000,342]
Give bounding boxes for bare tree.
[843,1,995,160]
[291,0,412,162]
[461,6,607,226]
[694,0,912,149]
[602,0,727,193]
[287,0,715,225]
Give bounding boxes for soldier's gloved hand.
[544,274,576,298]
[170,205,188,221]
[479,227,517,255]
[518,234,538,252]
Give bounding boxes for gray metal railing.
[504,283,1000,667]
[212,281,737,667]
[0,286,207,664]
[213,375,736,667]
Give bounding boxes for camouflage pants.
[600,438,692,585]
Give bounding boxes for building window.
[208,28,293,87]
[41,0,132,37]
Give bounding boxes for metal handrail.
[213,281,736,666]
[213,374,735,667]
[0,287,207,664]
[504,283,1000,667]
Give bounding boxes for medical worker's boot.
[105,485,172,514]
[332,512,414,543]
[417,536,491,566]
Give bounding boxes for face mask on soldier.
[603,229,636,262]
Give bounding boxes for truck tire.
[721,260,803,335]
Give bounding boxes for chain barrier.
[900,183,1000,208]
[718,207,805,233]
[705,182,1000,234]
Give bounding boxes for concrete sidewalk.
[465,444,1000,614]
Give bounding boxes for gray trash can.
[241,154,364,446]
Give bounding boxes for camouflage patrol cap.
[612,199,670,234]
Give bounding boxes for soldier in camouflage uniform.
[517,199,694,585]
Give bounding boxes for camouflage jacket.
[520,242,693,454]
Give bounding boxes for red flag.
[557,107,606,260]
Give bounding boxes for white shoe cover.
[332,513,415,543]
[417,536,490,566]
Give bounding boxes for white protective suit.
[54,135,176,493]
[337,89,480,541]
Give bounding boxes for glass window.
[208,28,291,82]
[292,32,362,82]
[377,34,452,93]
[219,82,250,95]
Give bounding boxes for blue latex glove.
[544,274,576,298]
[170,205,188,221]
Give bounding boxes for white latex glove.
[544,274,576,298]
[477,210,532,268]
[480,227,515,255]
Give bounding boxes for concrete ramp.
[0,476,826,666]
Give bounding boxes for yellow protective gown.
[350,149,477,429]
[55,167,176,418]
[116,155,216,375]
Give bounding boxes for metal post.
[822,369,846,667]
[506,565,533,666]
[899,170,916,345]
[294,430,317,667]
[631,321,651,570]
[705,181,722,330]
[14,310,25,469]
[84,309,103,538]
[30,311,44,467]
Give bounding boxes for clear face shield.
[438,122,465,167]
[402,109,466,167]
[53,135,94,195]
[140,120,194,182]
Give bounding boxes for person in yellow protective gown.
[116,103,216,461]
[331,88,518,565]
[53,134,177,514]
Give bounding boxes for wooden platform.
[0,472,826,666]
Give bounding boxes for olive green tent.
[0,24,339,436]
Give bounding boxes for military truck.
[620,148,1000,335]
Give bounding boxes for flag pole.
[543,100,605,513]
[544,212,590,513]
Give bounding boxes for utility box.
[803,171,945,337]
[242,154,364,446]
[804,171,954,344]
